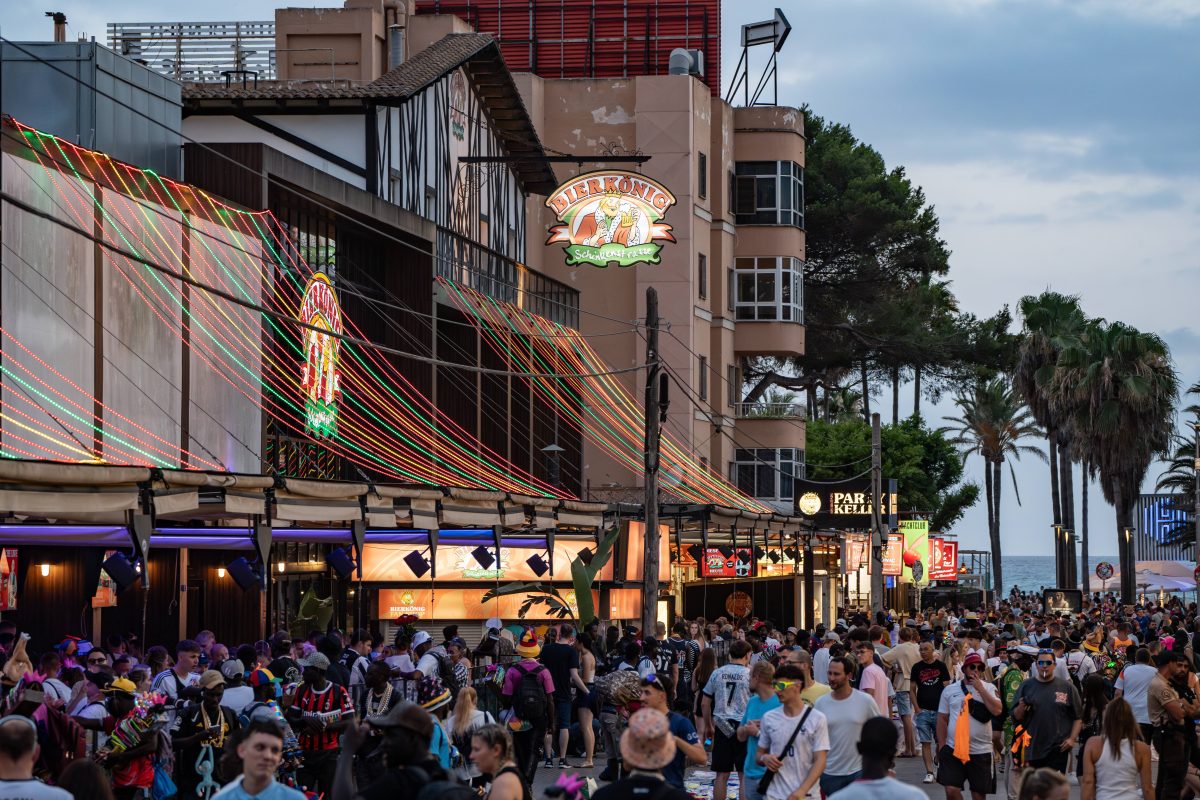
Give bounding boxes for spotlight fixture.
[217,567,226,579]
[717,546,734,559]
[526,553,549,577]
[404,549,431,578]
[767,550,781,563]
[470,546,495,570]
[39,563,50,577]
[577,547,594,566]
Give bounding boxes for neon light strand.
[441,279,770,512]
[7,120,568,496]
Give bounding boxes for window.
[733,161,804,227]
[698,253,708,300]
[698,152,708,200]
[727,365,739,407]
[698,356,708,402]
[734,257,804,322]
[731,448,805,503]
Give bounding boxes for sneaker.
[923,773,935,784]
[559,759,569,769]
[544,758,554,768]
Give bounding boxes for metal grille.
[1135,493,1192,561]
[107,21,276,83]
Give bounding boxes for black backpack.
[511,663,548,722]
[431,648,463,696]
[409,764,475,800]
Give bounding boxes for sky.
[3,1,1199,559]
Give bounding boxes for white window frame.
[733,256,804,322]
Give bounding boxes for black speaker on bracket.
[226,557,263,591]
[102,552,140,593]
[327,547,357,579]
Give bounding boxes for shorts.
[553,696,573,730]
[574,686,597,714]
[894,690,913,716]
[915,710,938,744]
[711,725,747,773]
[820,772,860,797]
[1027,750,1069,774]
[937,746,996,794]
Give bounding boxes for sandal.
[580,762,595,769]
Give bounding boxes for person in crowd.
[350,661,400,786]
[174,669,241,800]
[57,759,115,800]
[910,639,951,784]
[755,664,829,800]
[470,724,531,800]
[151,639,202,726]
[640,674,704,790]
[213,721,307,800]
[267,635,301,685]
[702,639,752,800]
[0,715,72,800]
[668,622,694,711]
[598,641,641,782]
[936,652,1002,800]
[883,626,921,759]
[591,709,690,800]
[812,716,926,800]
[854,641,890,714]
[574,629,598,769]
[196,631,217,662]
[539,623,588,769]
[98,678,158,800]
[813,632,837,686]
[501,629,554,785]
[332,700,446,800]
[144,646,171,680]
[85,650,110,674]
[739,660,781,799]
[1148,650,1200,800]
[1012,647,1082,773]
[785,650,829,705]
[691,647,717,745]
[1014,767,1069,800]
[446,686,494,785]
[1080,698,1152,800]
[813,655,882,796]
[416,677,452,770]
[340,630,372,690]
[447,638,471,692]
[1114,648,1157,745]
[290,652,354,794]
[220,659,254,715]
[319,636,351,688]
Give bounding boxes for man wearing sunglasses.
[1011,647,1082,773]
[935,652,1001,800]
[756,665,828,800]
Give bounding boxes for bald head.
[0,716,38,774]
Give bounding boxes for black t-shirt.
[325,660,352,688]
[909,659,951,711]
[268,656,301,684]
[174,704,240,792]
[358,759,448,800]
[592,775,690,800]
[539,642,579,699]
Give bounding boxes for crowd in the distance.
[0,587,1195,800]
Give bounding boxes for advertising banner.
[700,547,755,578]
[882,533,904,576]
[929,538,959,581]
[794,478,898,529]
[898,519,931,586]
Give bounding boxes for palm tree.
[941,378,1045,594]
[1014,292,1087,584]
[1051,321,1179,602]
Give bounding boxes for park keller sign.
[793,477,899,529]
[545,170,677,268]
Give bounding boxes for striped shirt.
[293,681,354,752]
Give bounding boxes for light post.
[1192,420,1199,563]
[1052,524,1063,586]
[1122,526,1133,603]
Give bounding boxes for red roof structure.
[415,0,721,95]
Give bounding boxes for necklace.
[199,704,227,748]
[366,683,393,717]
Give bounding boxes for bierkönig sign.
[545,170,677,268]
[793,477,898,529]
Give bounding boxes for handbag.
[757,707,813,796]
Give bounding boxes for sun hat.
[417,675,452,712]
[219,659,246,680]
[619,708,676,771]
[516,629,540,657]
[366,699,434,740]
[198,669,226,689]
[298,652,330,671]
[102,677,138,696]
[410,631,431,648]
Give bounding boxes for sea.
[1000,554,1121,593]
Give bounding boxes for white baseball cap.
[411,630,431,648]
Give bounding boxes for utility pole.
[870,413,884,614]
[1194,421,1199,563]
[642,287,665,637]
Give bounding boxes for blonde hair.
[750,660,776,683]
[452,687,479,737]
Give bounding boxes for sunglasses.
[963,664,980,671]
[88,657,107,664]
[1036,660,1055,666]
[773,680,797,692]
[641,675,665,691]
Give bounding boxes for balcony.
[734,402,805,419]
[734,321,805,358]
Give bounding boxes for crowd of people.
[0,590,1194,800]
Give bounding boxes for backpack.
[511,663,548,722]
[408,764,476,800]
[1064,652,1086,690]
[431,648,463,696]
[238,701,267,729]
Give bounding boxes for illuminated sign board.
[700,547,755,578]
[545,170,677,267]
[929,538,959,581]
[299,273,343,437]
[881,533,904,576]
[793,478,898,529]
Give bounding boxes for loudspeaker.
[102,552,140,593]
[526,553,549,577]
[404,549,430,578]
[227,557,262,591]
[471,546,495,569]
[327,547,357,579]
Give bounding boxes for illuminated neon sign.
[545,170,677,268]
[299,272,343,437]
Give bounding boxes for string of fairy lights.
[3,120,765,511]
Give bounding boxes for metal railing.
[107,21,276,82]
[734,401,805,419]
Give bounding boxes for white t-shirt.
[151,669,201,725]
[385,654,414,673]
[829,777,927,800]
[813,690,882,776]
[813,648,831,685]
[221,685,255,715]
[1116,663,1158,724]
[703,663,751,723]
[938,679,998,754]
[415,652,440,679]
[0,778,73,800]
[74,701,109,753]
[41,678,71,706]
[757,705,830,800]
